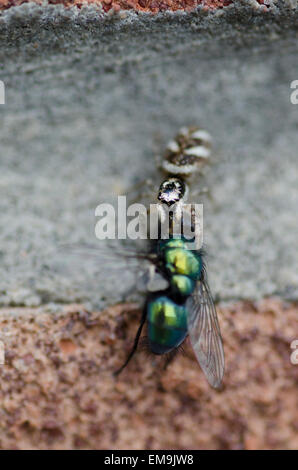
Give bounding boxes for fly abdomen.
[146,295,188,355]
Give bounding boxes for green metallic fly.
[108,235,224,389]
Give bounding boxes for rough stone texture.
[0,0,275,14]
[0,299,297,450]
[0,2,297,309]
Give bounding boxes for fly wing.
[54,242,167,296]
[186,275,224,388]
[60,242,153,268]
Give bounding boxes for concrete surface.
[0,2,298,309]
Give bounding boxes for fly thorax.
[164,246,202,280]
[171,274,195,299]
[157,238,202,300]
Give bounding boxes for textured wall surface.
[0,2,298,309]
[0,0,289,13]
[0,2,297,450]
[0,299,297,450]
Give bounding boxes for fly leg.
[162,348,179,371]
[114,307,147,376]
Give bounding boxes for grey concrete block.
[0,2,297,308]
